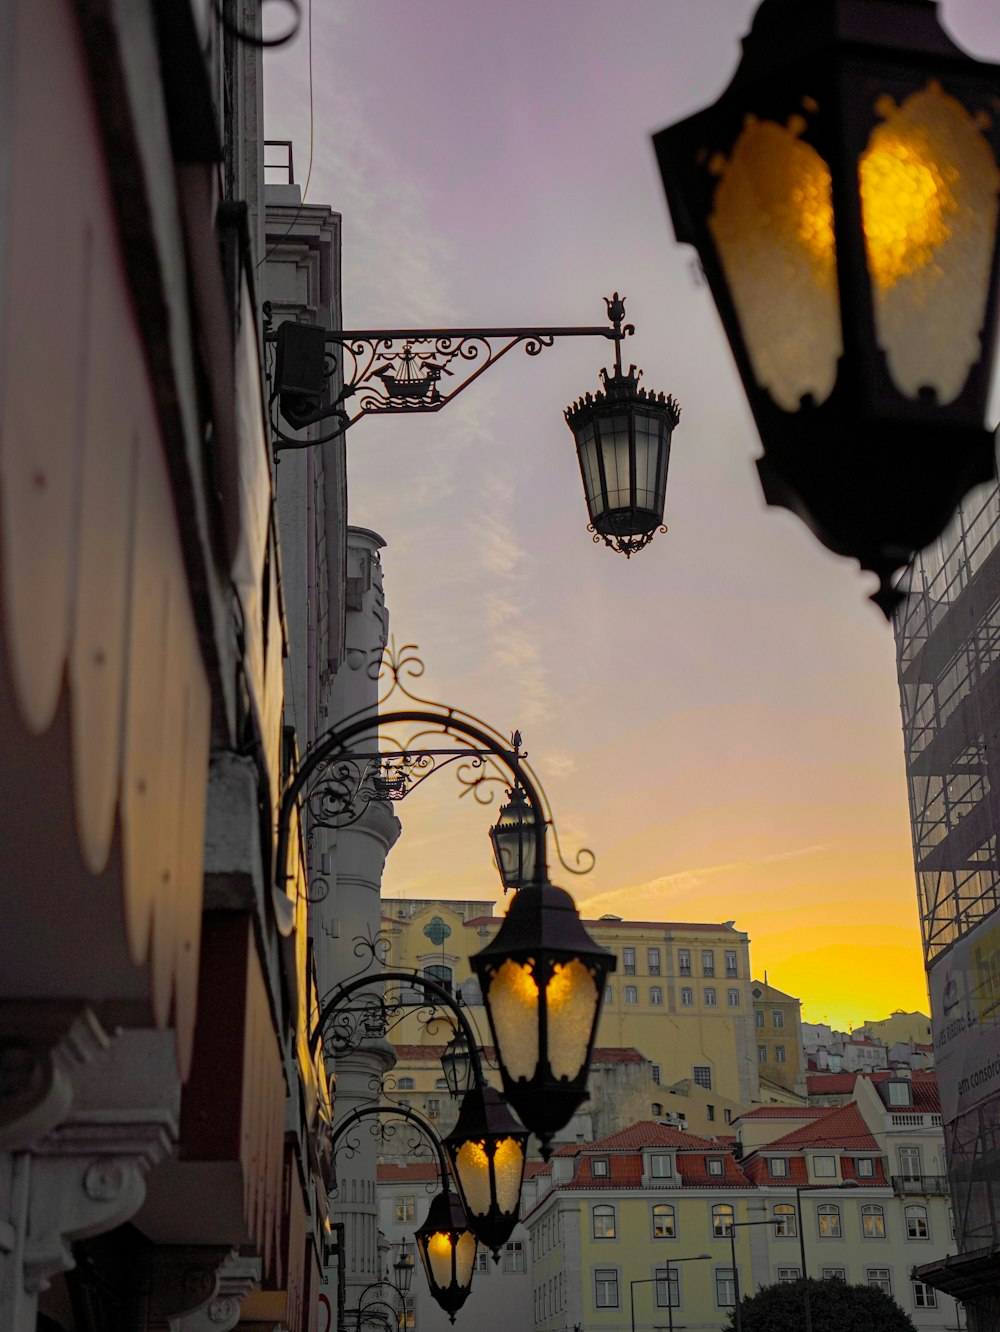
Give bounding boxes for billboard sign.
[930,911,1000,1124]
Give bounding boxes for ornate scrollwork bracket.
[263,296,634,451]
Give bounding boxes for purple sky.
[265,1,1000,1027]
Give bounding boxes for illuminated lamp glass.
[414,1188,477,1324]
[469,881,615,1159]
[653,0,1000,613]
[443,1086,530,1259]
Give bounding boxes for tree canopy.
[723,1277,918,1332]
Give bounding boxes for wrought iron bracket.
[264,294,635,451]
[330,1100,451,1186]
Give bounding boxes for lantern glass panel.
[859,81,1000,404]
[577,422,602,516]
[485,959,539,1081]
[709,113,843,411]
[634,413,662,514]
[425,1232,454,1289]
[598,413,632,516]
[493,1136,526,1215]
[455,1231,477,1288]
[546,958,600,1080]
[454,1140,492,1216]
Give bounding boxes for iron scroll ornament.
[263,295,635,451]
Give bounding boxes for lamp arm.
[330,1101,452,1189]
[278,707,549,902]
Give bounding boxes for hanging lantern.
[565,296,682,558]
[441,1029,475,1098]
[393,1254,414,1296]
[488,786,537,893]
[443,1086,530,1260]
[414,1187,478,1324]
[652,0,1000,612]
[469,882,615,1159]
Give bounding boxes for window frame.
[650,1153,672,1179]
[591,1157,610,1178]
[771,1009,785,1029]
[773,1203,796,1237]
[593,1203,617,1240]
[704,987,718,1007]
[856,1157,875,1178]
[652,1202,676,1240]
[712,1203,734,1238]
[680,986,694,1007]
[395,1195,415,1224]
[812,1154,837,1178]
[715,1266,736,1308]
[707,1157,724,1176]
[867,1267,892,1296]
[623,946,636,976]
[594,1267,620,1309]
[822,1267,847,1281]
[678,948,691,976]
[693,1066,713,1090]
[913,1280,937,1308]
[650,984,663,1006]
[905,1204,929,1240]
[725,949,739,977]
[776,1266,802,1284]
[655,1267,680,1308]
[648,947,662,976]
[861,1204,886,1240]
[503,1240,526,1274]
[624,984,638,1006]
[817,1204,841,1239]
[769,1157,789,1179]
[701,950,716,977]
[727,988,741,1007]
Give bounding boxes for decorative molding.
[180,1254,262,1332]
[146,1245,234,1329]
[0,1004,108,1151]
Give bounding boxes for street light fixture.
[413,1186,478,1325]
[794,1180,861,1332]
[440,1028,475,1098]
[443,1085,530,1262]
[653,0,1000,612]
[489,785,536,893]
[630,1255,711,1332]
[393,1255,414,1297]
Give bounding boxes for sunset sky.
[265,1,1000,1032]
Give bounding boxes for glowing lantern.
[443,1086,530,1259]
[414,1188,478,1323]
[653,0,1000,612]
[469,882,615,1158]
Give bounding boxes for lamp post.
[652,0,1000,611]
[630,1255,711,1332]
[724,1219,781,1332]
[794,1181,860,1332]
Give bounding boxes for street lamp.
[443,1085,530,1261]
[794,1180,860,1332]
[724,1219,781,1332]
[653,0,1000,612]
[440,1028,475,1098]
[413,1185,478,1325]
[564,294,682,558]
[630,1256,711,1332]
[393,1255,414,1297]
[489,785,536,893]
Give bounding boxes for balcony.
[888,1112,943,1129]
[891,1174,950,1197]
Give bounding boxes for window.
[758,1045,768,1062]
[623,946,636,975]
[474,1249,490,1273]
[899,1146,922,1179]
[652,1202,676,1238]
[425,963,453,994]
[693,1066,712,1090]
[867,1268,892,1295]
[426,1097,441,1119]
[724,1108,732,1125]
[624,985,638,1005]
[504,1241,525,1273]
[650,985,663,1006]
[861,1204,886,1239]
[728,988,741,1006]
[402,1300,415,1329]
[813,1155,836,1178]
[949,1208,955,1240]
[704,987,718,1006]
[856,1158,875,1178]
[755,1009,765,1029]
[655,1267,680,1307]
[777,1267,801,1283]
[715,1267,736,1307]
[822,1267,846,1281]
[771,1009,784,1028]
[648,947,662,975]
[650,1154,672,1179]
[712,1204,734,1237]
[702,950,715,977]
[594,1269,619,1308]
[817,1205,841,1238]
[434,1077,449,1090]
[707,1104,716,1122]
[604,984,613,1004]
[591,1157,609,1177]
[395,1195,415,1223]
[593,1204,616,1239]
[678,949,691,976]
[681,987,694,1007]
[775,1045,787,1063]
[905,1205,929,1240]
[652,1102,663,1116]
[773,1204,796,1237]
[725,950,738,977]
[769,1158,788,1179]
[887,1080,912,1107]
[397,1077,415,1090]
[651,1064,661,1085]
[707,1158,724,1176]
[913,1280,937,1308]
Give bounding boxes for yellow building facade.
[752,978,808,1097]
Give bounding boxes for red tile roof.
[737,1106,826,1120]
[763,1103,879,1151]
[377,1163,440,1183]
[582,1121,727,1153]
[805,1070,939,1111]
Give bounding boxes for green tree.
[723,1277,918,1332]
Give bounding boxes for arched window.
[396,1077,415,1090]
[593,1204,617,1239]
[817,1204,841,1238]
[712,1204,734,1237]
[652,1203,676,1239]
[861,1204,885,1239]
[906,1205,929,1240]
[773,1204,797,1238]
[424,964,453,995]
